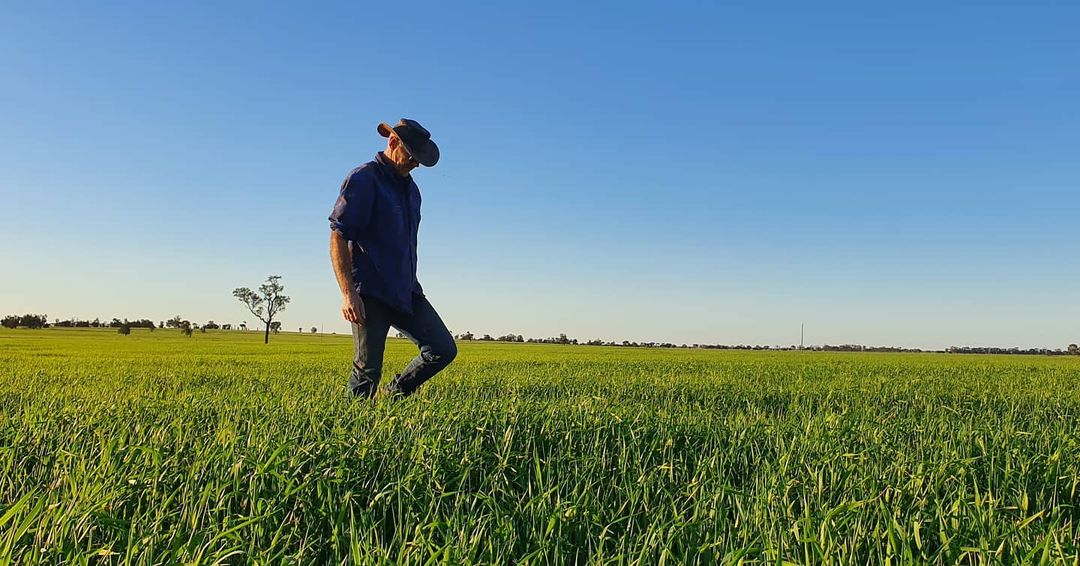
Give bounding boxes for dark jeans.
[348,292,457,398]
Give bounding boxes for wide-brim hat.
[377,118,440,167]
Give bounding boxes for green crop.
[1,328,1078,564]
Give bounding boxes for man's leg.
[348,294,392,398]
[387,293,457,397]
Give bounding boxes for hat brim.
[377,122,440,167]
[407,140,439,167]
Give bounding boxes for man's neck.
[378,151,412,178]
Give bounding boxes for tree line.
[451,330,1080,356]
[3,275,296,343]
[2,314,297,335]
[7,312,1076,355]
[946,345,1079,356]
[1,314,247,334]
[2,314,321,338]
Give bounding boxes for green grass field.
[1,328,1078,564]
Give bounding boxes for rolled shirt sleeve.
[329,169,375,240]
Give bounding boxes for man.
[329,118,457,398]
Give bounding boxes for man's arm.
[330,230,365,324]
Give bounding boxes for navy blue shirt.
[329,152,423,314]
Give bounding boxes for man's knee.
[423,337,457,365]
[443,338,457,364]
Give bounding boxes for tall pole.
[800,323,804,349]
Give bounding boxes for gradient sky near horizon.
[2,1,1078,349]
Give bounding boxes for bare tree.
[233,275,291,344]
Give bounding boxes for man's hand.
[342,290,365,324]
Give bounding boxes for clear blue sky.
[2,1,1077,349]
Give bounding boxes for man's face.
[387,135,419,175]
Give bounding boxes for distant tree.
[118,322,131,335]
[240,321,248,331]
[166,316,183,329]
[131,319,154,329]
[270,321,281,334]
[222,324,232,331]
[158,321,164,329]
[456,331,474,341]
[1069,344,1079,356]
[204,321,220,330]
[233,275,290,345]
[310,327,317,334]
[1,316,18,329]
[18,314,47,329]
[182,325,193,337]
